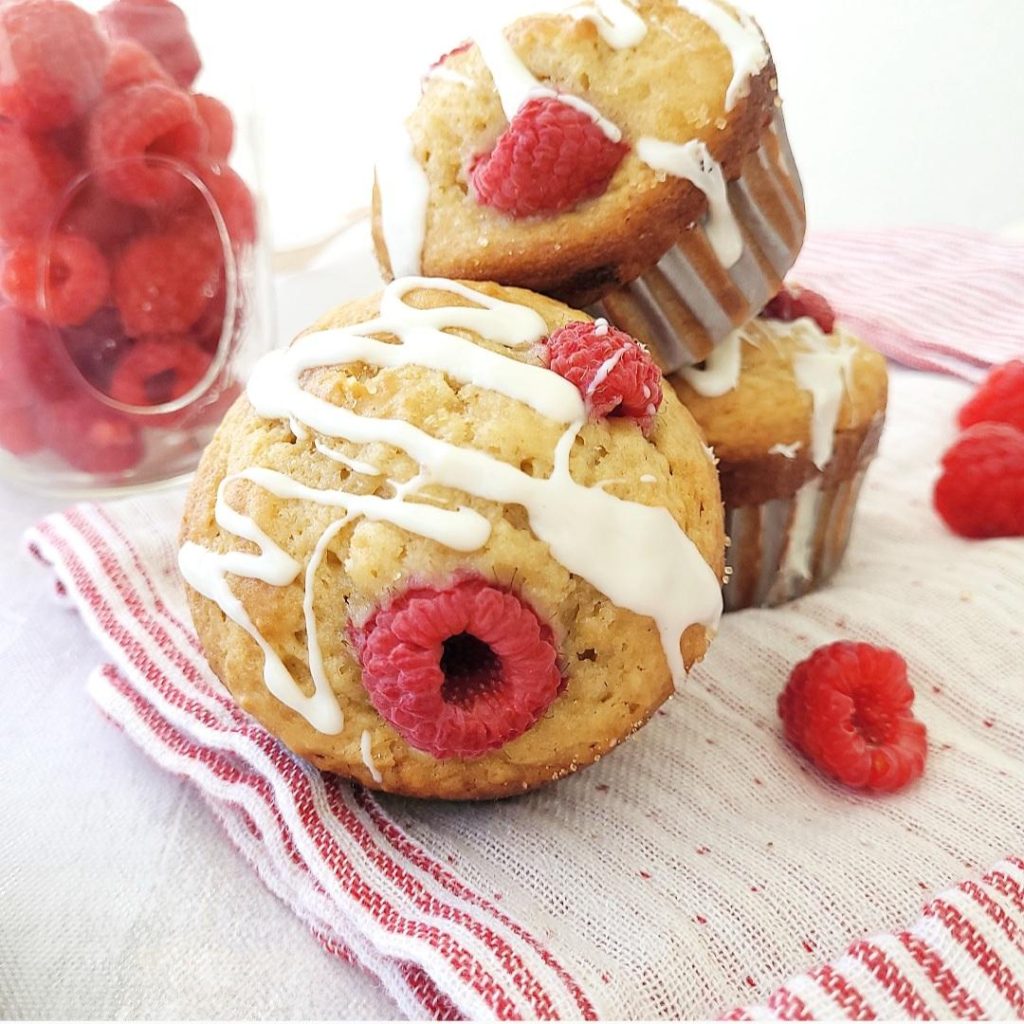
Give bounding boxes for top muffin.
[372,0,778,306]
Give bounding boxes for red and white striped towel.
[793,227,1024,382]
[25,230,1024,1019]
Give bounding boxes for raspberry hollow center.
[440,632,502,705]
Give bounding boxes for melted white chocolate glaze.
[376,126,431,279]
[361,729,384,783]
[636,138,743,267]
[474,25,623,142]
[679,329,742,397]
[570,0,648,48]
[181,278,723,737]
[675,0,768,110]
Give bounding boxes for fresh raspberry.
[190,284,228,353]
[761,283,837,334]
[958,360,1024,434]
[179,161,256,250]
[61,306,134,392]
[0,122,76,242]
[87,82,207,207]
[113,228,222,336]
[933,423,1024,539]
[103,39,172,93]
[470,95,628,218]
[0,304,75,401]
[56,181,148,254]
[193,94,235,162]
[778,642,927,793]
[44,394,143,473]
[544,319,663,433]
[0,0,109,131]
[99,0,201,88]
[351,578,563,760]
[0,405,43,456]
[1,235,110,328]
[108,335,210,408]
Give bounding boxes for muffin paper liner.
[594,110,806,372]
[723,422,882,612]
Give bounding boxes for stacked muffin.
[373,0,888,610]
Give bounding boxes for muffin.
[671,286,888,611]
[179,279,725,800]
[592,109,806,372]
[372,0,792,314]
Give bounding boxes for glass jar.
[0,0,272,495]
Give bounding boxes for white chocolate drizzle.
[790,321,857,470]
[780,477,820,582]
[675,0,768,110]
[679,329,742,396]
[427,65,475,88]
[180,278,723,737]
[636,138,742,266]
[376,126,431,278]
[360,730,384,783]
[769,441,802,460]
[570,0,648,48]
[474,26,623,142]
[314,441,383,478]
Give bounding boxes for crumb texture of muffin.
[372,0,780,307]
[673,313,888,609]
[180,280,725,799]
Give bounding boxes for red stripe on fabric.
[808,963,877,1020]
[895,932,985,1019]
[923,897,1024,1015]
[49,519,585,1021]
[960,881,1024,955]
[65,507,594,1019]
[93,504,206,656]
[98,665,520,1020]
[351,787,599,1021]
[985,870,1024,921]
[719,1008,754,1020]
[765,984,813,1020]
[40,526,527,1021]
[847,940,934,1019]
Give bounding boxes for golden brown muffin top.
[372,0,778,305]
[179,281,725,798]
[672,317,889,465]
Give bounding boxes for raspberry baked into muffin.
[672,285,888,611]
[372,0,805,365]
[179,279,725,799]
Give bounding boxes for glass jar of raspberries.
[0,0,271,493]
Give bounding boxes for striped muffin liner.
[723,422,883,612]
[593,110,806,372]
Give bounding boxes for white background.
[186,0,1024,250]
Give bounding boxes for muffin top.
[673,313,889,467]
[179,279,725,798]
[372,0,777,306]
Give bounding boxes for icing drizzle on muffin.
[377,0,769,276]
[179,279,723,736]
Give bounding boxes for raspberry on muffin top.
[372,0,777,306]
[179,279,725,797]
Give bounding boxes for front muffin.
[673,287,888,611]
[180,280,725,799]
